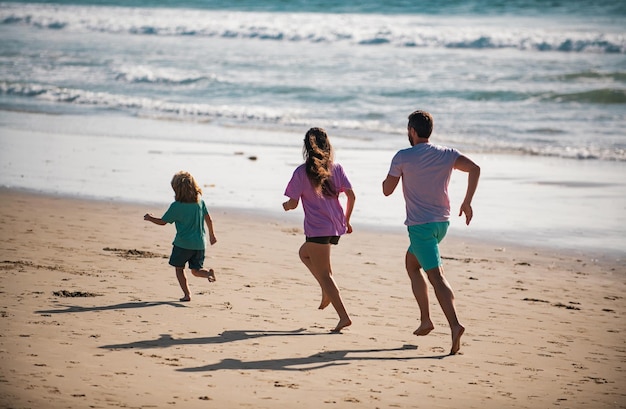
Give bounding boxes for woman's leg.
[299,242,351,332]
[299,243,330,309]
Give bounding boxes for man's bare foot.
[450,324,465,355]
[318,294,331,310]
[413,321,434,336]
[330,318,352,333]
[179,296,191,302]
[207,269,216,282]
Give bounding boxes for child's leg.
[175,267,191,301]
[191,268,216,282]
[189,250,215,282]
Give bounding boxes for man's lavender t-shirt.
[284,163,352,237]
[388,143,460,226]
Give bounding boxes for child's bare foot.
[413,321,434,336]
[318,294,331,310]
[450,324,465,355]
[330,318,352,333]
[179,296,191,302]
[207,269,216,282]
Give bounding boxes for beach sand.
[0,187,624,408]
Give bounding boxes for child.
[144,171,217,302]
[283,127,356,332]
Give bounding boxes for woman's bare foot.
[207,269,216,282]
[413,321,434,336]
[318,294,331,310]
[330,318,352,333]
[179,296,191,302]
[450,324,465,355]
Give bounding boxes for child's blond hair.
[171,171,202,203]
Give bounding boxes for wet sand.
[0,188,624,408]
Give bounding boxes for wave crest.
[1,4,624,54]
[113,66,216,85]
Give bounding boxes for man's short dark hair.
[408,110,434,139]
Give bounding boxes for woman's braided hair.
[303,127,336,197]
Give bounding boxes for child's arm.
[205,214,217,245]
[144,213,167,225]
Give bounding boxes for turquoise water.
[1,0,624,160]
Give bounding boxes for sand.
[0,187,624,408]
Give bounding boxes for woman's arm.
[344,189,356,234]
[282,197,299,211]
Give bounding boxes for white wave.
[113,65,217,85]
[0,80,289,121]
[1,3,623,53]
[2,80,625,161]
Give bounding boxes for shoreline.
[0,187,624,408]
[3,185,623,264]
[2,109,625,258]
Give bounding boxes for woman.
[283,127,355,332]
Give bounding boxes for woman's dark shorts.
[306,236,340,245]
[169,245,205,270]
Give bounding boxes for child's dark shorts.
[306,236,340,245]
[169,245,205,270]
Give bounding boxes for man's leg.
[406,251,434,336]
[424,265,465,354]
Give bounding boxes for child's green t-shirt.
[161,200,208,250]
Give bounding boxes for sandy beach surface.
[0,187,624,408]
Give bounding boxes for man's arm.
[382,174,400,196]
[454,155,481,225]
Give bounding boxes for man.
[382,110,480,355]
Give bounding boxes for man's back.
[388,143,459,225]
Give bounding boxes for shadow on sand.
[178,343,449,372]
[100,328,449,371]
[35,300,186,314]
[100,328,320,349]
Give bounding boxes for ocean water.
[1,0,625,159]
[0,1,625,256]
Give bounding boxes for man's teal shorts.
[407,221,449,271]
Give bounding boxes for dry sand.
[0,188,624,408]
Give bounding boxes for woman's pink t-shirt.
[284,163,352,237]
